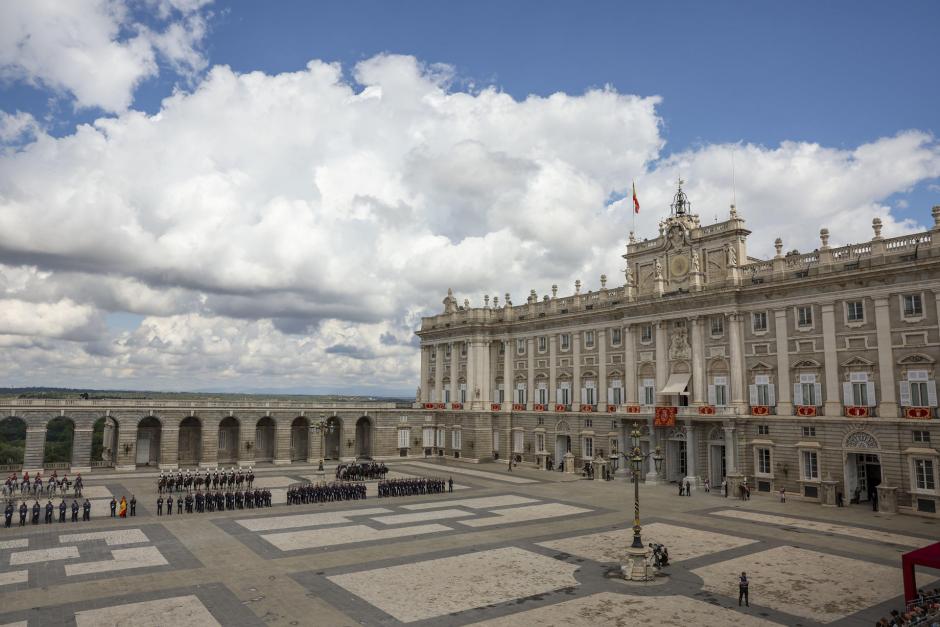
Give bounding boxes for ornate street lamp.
[620,421,664,580]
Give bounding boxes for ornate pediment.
[749,360,774,371]
[792,359,821,369]
[843,430,880,450]
[898,353,935,365]
[840,355,875,368]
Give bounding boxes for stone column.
[310,425,323,462]
[646,416,660,483]
[655,321,668,404]
[774,308,792,415]
[728,314,746,407]
[71,427,93,473]
[820,303,842,416]
[480,340,492,408]
[449,342,459,406]
[549,335,558,407]
[240,424,255,465]
[723,424,737,473]
[420,346,430,402]
[616,420,630,477]
[23,426,46,472]
[573,332,582,405]
[434,344,444,403]
[690,317,706,405]
[274,420,291,465]
[874,297,898,418]
[527,337,535,410]
[624,325,637,404]
[201,421,219,468]
[503,338,513,412]
[598,329,608,405]
[114,419,137,470]
[466,340,476,408]
[159,428,179,470]
[684,421,697,488]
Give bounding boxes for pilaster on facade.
[654,321,668,404]
[623,324,637,403]
[549,334,558,407]
[874,297,898,418]
[572,332,582,405]
[449,342,459,407]
[820,303,842,416]
[727,313,746,408]
[598,329,608,406]
[690,317,706,405]
[773,308,793,416]
[419,346,430,403]
[503,338,513,412]
[434,344,444,403]
[527,336,535,410]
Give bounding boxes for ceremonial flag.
[119,497,127,518]
[632,181,640,214]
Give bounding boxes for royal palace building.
[2,183,940,518]
[413,183,940,517]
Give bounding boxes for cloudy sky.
[1,1,938,395]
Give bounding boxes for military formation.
[156,467,254,494]
[3,471,84,498]
[378,477,451,497]
[287,482,366,504]
[5,498,92,527]
[335,461,389,481]
[156,488,272,515]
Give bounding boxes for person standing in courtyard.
[448,477,453,493]
[157,495,163,516]
[703,477,710,492]
[684,478,692,496]
[109,496,116,518]
[130,495,136,516]
[779,487,786,503]
[82,498,91,521]
[4,501,12,527]
[738,571,749,607]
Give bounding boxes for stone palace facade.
[2,184,939,517]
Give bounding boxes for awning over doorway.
[659,373,691,395]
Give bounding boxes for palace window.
[583,436,594,458]
[750,374,775,406]
[584,330,595,348]
[641,378,655,406]
[752,311,768,332]
[452,430,462,451]
[444,388,451,403]
[640,325,653,343]
[914,458,936,491]
[445,344,451,358]
[397,428,410,449]
[913,430,931,443]
[608,379,623,405]
[710,315,724,336]
[515,383,527,405]
[459,383,467,403]
[512,430,524,454]
[756,448,772,475]
[801,425,816,437]
[436,428,446,449]
[560,333,571,351]
[903,294,923,318]
[846,300,865,322]
[422,427,434,448]
[537,382,548,404]
[460,342,467,357]
[797,306,813,327]
[611,328,622,346]
[537,415,544,426]
[538,336,547,352]
[535,433,545,452]
[757,424,770,436]
[517,339,526,355]
[583,379,596,405]
[498,341,504,355]
[794,374,820,406]
[801,450,819,480]
[430,349,436,361]
[709,376,728,406]
[584,419,593,428]
[495,384,505,403]
[901,370,937,408]
[844,372,874,406]
[557,382,571,405]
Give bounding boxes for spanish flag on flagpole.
[632,181,640,214]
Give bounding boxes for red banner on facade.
[697,405,716,415]
[490,403,501,411]
[905,407,932,419]
[579,404,595,412]
[534,403,547,412]
[796,405,817,417]
[554,403,567,412]
[654,406,677,426]
[751,405,770,416]
[626,405,642,414]
[512,403,525,411]
[845,406,869,418]
[451,402,463,410]
[606,404,617,413]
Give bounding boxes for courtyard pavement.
[0,459,937,626]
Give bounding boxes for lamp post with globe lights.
[620,421,664,581]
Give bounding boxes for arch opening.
[43,417,74,467]
[355,417,373,459]
[178,416,202,466]
[136,416,162,466]
[324,417,342,460]
[91,417,118,467]
[218,417,239,464]
[0,417,26,467]
[291,417,309,462]
[254,417,276,462]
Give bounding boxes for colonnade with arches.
[0,411,379,472]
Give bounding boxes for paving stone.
[236,508,392,532]
[328,547,579,623]
[73,594,220,627]
[9,546,80,566]
[401,495,538,511]
[371,509,475,525]
[0,571,28,587]
[64,546,168,577]
[459,503,591,527]
[59,529,149,546]
[404,462,538,484]
[0,540,28,551]
[263,523,452,551]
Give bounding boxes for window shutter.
[749,384,758,406]
[768,384,776,406]
[899,381,911,407]
[581,388,587,404]
[813,383,822,405]
[607,387,614,403]
[927,380,938,407]
[793,383,803,406]
[865,382,876,407]
[842,382,853,404]
[557,388,563,403]
[638,383,645,404]
[707,385,716,406]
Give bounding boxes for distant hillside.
[0,387,411,403]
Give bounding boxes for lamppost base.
[620,546,654,581]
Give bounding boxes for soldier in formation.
[287,482,366,504]
[378,477,447,497]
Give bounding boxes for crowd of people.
[3,471,84,499]
[156,467,255,494]
[378,477,451,497]
[287,482,366,504]
[5,497,93,526]
[878,589,940,626]
[335,462,389,481]
[156,488,272,514]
